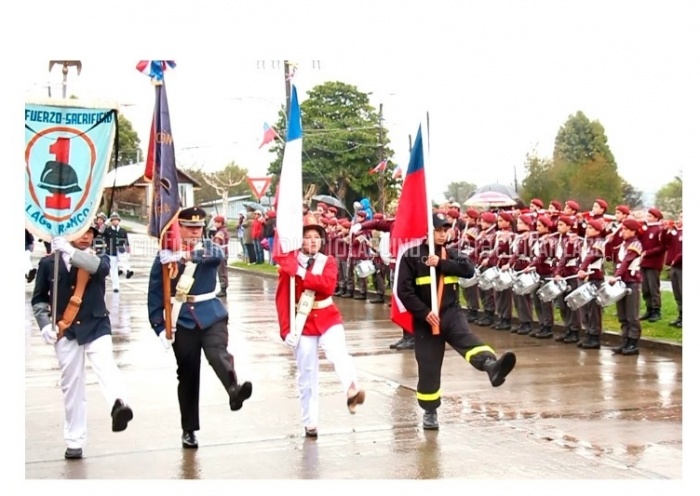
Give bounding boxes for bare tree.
[199,162,247,215]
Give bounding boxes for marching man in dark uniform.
[553,216,583,343]
[31,226,134,460]
[609,218,644,355]
[605,205,630,262]
[148,207,253,449]
[576,219,606,349]
[639,207,668,322]
[525,216,558,338]
[396,213,516,430]
[504,214,535,335]
[487,212,516,331]
[103,212,133,292]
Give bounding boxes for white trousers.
[109,253,131,290]
[293,324,359,428]
[55,334,127,449]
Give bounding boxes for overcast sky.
[22,0,699,206]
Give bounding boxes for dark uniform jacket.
[554,232,582,278]
[508,231,534,271]
[103,225,130,256]
[579,237,606,281]
[31,251,112,345]
[396,243,475,323]
[25,229,34,250]
[527,233,557,277]
[614,236,643,283]
[665,227,682,269]
[148,240,228,335]
[639,222,667,270]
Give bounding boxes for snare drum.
[354,260,376,278]
[595,281,631,307]
[512,271,540,295]
[564,282,597,311]
[492,270,516,292]
[478,267,500,290]
[458,269,480,288]
[536,279,568,303]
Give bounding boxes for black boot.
[672,311,682,328]
[534,326,553,339]
[621,338,640,355]
[111,399,133,432]
[528,325,540,337]
[466,309,479,323]
[580,334,601,350]
[353,292,367,300]
[396,336,415,350]
[612,337,629,354]
[26,268,37,283]
[341,290,354,298]
[517,322,532,336]
[64,447,83,459]
[422,410,439,430]
[181,430,198,449]
[334,288,344,296]
[555,329,574,342]
[483,351,517,387]
[228,378,253,411]
[648,308,661,323]
[640,306,652,321]
[369,295,385,304]
[475,312,494,327]
[389,337,406,349]
[563,331,580,344]
[494,319,512,331]
[216,286,228,297]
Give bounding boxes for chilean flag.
[259,122,280,149]
[136,60,176,82]
[369,159,387,174]
[273,85,304,338]
[392,165,403,180]
[390,125,428,333]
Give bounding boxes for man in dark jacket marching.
[396,213,516,430]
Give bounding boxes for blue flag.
[25,98,118,240]
[145,81,181,249]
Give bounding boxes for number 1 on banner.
[46,137,72,209]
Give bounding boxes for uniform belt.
[566,259,579,267]
[312,297,333,309]
[171,291,217,304]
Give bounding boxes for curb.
[226,265,682,354]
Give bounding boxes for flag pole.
[422,113,439,334]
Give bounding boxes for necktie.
[307,257,315,269]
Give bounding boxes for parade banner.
[25,98,118,241]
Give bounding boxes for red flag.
[389,126,428,333]
[259,122,280,149]
[369,159,387,174]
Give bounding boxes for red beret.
[537,215,553,228]
[623,218,641,231]
[530,198,544,209]
[374,213,384,220]
[356,210,367,218]
[594,199,608,211]
[328,206,338,213]
[319,216,329,225]
[498,212,513,223]
[519,215,534,226]
[615,205,630,215]
[327,217,338,226]
[565,200,580,212]
[466,208,480,219]
[481,212,497,224]
[338,219,351,228]
[587,219,605,232]
[214,215,226,223]
[558,216,574,227]
[648,208,663,220]
[267,211,276,218]
[446,210,460,219]
[317,202,328,210]
[549,201,562,211]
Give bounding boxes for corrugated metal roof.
[102,162,201,188]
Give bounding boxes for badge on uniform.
[649,233,654,239]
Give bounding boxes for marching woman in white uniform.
[275,221,366,438]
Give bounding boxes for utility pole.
[408,134,413,153]
[378,103,385,212]
[49,60,82,99]
[513,164,519,192]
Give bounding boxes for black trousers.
[173,318,237,431]
[413,306,496,412]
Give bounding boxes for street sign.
[247,176,272,200]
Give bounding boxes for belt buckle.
[174,290,188,303]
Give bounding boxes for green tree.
[620,179,644,209]
[266,81,396,209]
[113,113,142,166]
[444,181,477,204]
[520,151,558,204]
[550,111,622,206]
[655,174,682,216]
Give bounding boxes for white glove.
[51,236,75,257]
[284,332,299,348]
[41,324,58,345]
[159,330,175,350]
[159,249,183,264]
[350,223,362,235]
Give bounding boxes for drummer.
[608,218,644,356]
[474,212,498,327]
[525,216,558,339]
[486,212,516,331]
[576,219,606,349]
[460,208,482,323]
[503,214,535,335]
[552,216,583,344]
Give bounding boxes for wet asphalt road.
[24,234,682,479]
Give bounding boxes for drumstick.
[433,247,446,335]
